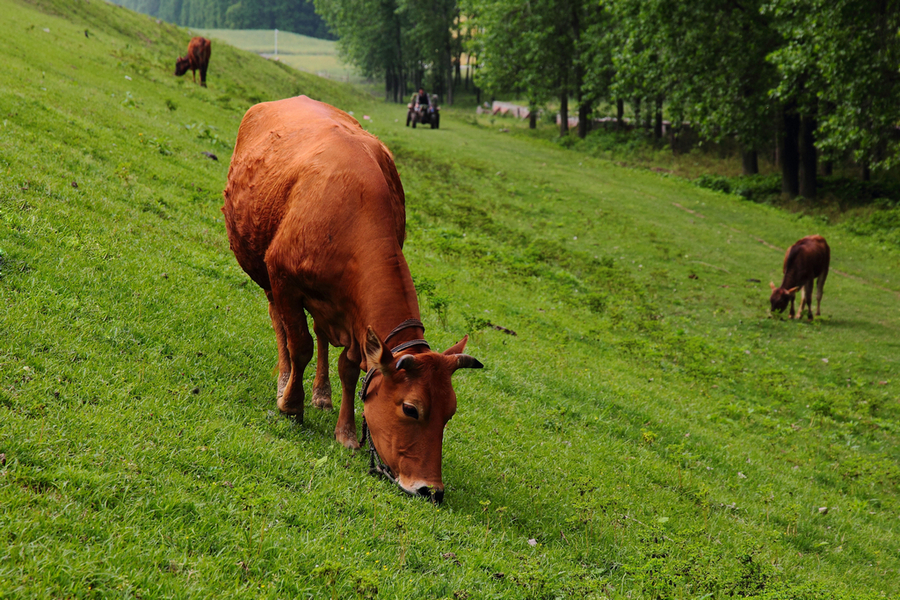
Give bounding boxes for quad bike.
[405,96,440,129]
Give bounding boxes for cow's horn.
[453,355,484,371]
[396,355,417,371]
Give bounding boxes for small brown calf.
[175,37,211,87]
[769,235,830,320]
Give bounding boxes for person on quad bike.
[414,88,430,112]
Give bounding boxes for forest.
[314,0,900,202]
[109,0,333,39]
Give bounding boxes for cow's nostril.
[415,486,444,503]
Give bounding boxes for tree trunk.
[578,101,591,138]
[633,97,641,131]
[616,98,624,130]
[798,114,817,199]
[772,110,781,167]
[821,160,833,176]
[653,96,663,140]
[559,92,569,137]
[529,110,537,129]
[741,148,759,175]
[781,106,800,198]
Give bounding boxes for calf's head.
[769,282,799,313]
[174,56,190,76]
[362,328,482,503]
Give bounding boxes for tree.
[110,1,333,38]
[767,0,900,186]
[467,0,608,137]
[314,0,416,101]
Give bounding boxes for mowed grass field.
[192,28,362,83]
[1,1,900,598]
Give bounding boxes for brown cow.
[222,96,482,502]
[769,235,830,320]
[175,37,211,87]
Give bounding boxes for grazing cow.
[175,37,211,87]
[769,235,830,320]
[222,96,482,502]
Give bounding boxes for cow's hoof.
[312,384,333,410]
[277,382,305,417]
[335,426,360,450]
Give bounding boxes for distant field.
[193,28,365,83]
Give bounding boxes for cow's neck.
[353,248,424,359]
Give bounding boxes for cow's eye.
[402,403,419,420]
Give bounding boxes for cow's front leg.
[311,324,333,410]
[334,348,361,450]
[269,285,313,420]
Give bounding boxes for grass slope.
[1,1,899,598]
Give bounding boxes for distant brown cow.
[769,235,830,320]
[222,96,483,502]
[175,37,211,87]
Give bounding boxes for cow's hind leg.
[802,280,814,320]
[268,285,313,420]
[266,291,292,405]
[334,348,361,450]
[815,269,828,316]
[311,324,333,410]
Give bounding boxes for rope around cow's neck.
[358,319,430,486]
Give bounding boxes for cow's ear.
[786,286,800,295]
[450,354,484,372]
[443,334,469,356]
[365,327,394,373]
[769,281,776,291]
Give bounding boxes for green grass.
[192,27,364,83]
[2,0,900,598]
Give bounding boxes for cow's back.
[782,235,830,284]
[223,96,405,290]
[190,37,211,68]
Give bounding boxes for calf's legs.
[815,270,828,316]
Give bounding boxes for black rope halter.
[357,319,429,486]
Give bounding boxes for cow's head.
[362,328,482,503]
[769,282,799,313]
[174,56,190,76]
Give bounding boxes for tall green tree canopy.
[469,0,900,195]
[313,0,463,103]
[110,0,333,39]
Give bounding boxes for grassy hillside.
[192,28,361,83]
[2,1,899,598]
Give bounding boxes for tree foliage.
[110,0,333,39]
[313,0,465,103]
[467,0,900,195]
